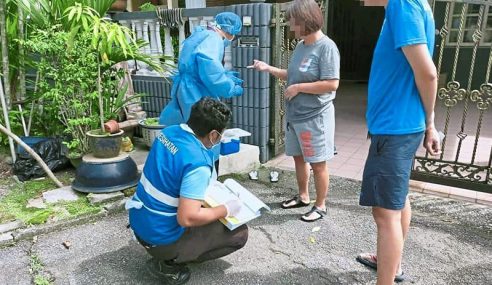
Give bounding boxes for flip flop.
[394,271,407,283]
[356,253,408,282]
[248,170,258,180]
[300,206,327,222]
[281,196,310,209]
[356,253,377,270]
[270,171,279,182]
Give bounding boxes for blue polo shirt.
[367,0,435,135]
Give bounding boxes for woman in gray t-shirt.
[251,0,340,222]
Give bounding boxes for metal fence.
[411,0,492,193]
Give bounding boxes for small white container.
[138,119,165,148]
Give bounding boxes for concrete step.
[219,143,260,176]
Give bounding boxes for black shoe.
[146,259,191,285]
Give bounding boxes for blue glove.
[226,71,240,77]
[232,77,244,86]
[226,71,243,86]
[231,85,243,97]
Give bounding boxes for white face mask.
[223,38,232,47]
[208,130,222,149]
[222,33,234,48]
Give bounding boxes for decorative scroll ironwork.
[277,13,287,146]
[414,157,492,183]
[414,158,489,184]
[438,81,468,107]
[271,3,288,155]
[412,0,492,193]
[439,24,449,38]
[435,0,492,4]
[470,83,492,110]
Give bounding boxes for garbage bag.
[13,138,70,181]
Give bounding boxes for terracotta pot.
[104,120,120,134]
[110,0,127,11]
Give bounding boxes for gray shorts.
[359,132,424,210]
[285,106,335,163]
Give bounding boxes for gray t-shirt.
[286,35,340,123]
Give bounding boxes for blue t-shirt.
[367,0,435,135]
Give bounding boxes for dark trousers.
[138,222,248,264]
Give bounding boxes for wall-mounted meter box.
[243,16,252,27]
[238,37,259,47]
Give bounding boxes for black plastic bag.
[13,138,70,181]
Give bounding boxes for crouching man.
[127,98,248,285]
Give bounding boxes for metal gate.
[270,0,328,158]
[412,0,492,193]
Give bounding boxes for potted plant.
[17,0,164,161]
[22,28,134,159]
[66,140,84,168]
[138,117,165,148]
[22,27,99,161]
[63,3,162,158]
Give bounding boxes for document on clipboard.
[204,179,270,230]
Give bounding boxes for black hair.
[187,98,231,137]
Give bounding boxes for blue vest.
[128,125,214,245]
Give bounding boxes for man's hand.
[224,199,242,217]
[424,126,441,156]
[285,84,300,101]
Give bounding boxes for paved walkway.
[128,82,491,205]
[1,170,491,285]
[266,82,492,205]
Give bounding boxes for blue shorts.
[359,132,424,210]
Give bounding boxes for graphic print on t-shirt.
[299,57,313,72]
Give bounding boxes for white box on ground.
[218,143,260,176]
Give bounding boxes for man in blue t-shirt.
[127,98,248,285]
[356,1,441,284]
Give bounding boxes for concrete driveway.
[1,170,491,285]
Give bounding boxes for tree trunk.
[17,5,26,102]
[98,60,105,133]
[0,0,11,106]
[0,124,64,188]
[0,3,17,163]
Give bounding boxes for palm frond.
[82,0,115,18]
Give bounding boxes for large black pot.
[87,129,124,158]
[72,153,140,193]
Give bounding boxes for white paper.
[205,179,270,230]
